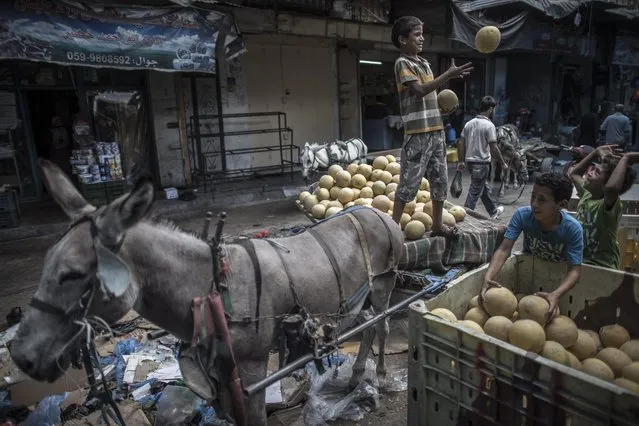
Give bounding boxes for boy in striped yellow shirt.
[391,16,473,236]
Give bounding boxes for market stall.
[296,154,506,274]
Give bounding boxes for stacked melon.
[298,155,467,240]
[432,289,639,393]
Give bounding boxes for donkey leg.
[349,308,376,389]
[369,273,396,382]
[374,318,390,379]
[233,357,269,426]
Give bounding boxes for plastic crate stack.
[78,179,128,207]
[0,189,20,229]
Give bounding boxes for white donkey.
[301,138,368,183]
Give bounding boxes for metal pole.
[201,211,213,240]
[243,281,444,397]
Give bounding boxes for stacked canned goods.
[69,142,124,183]
[94,142,124,181]
[70,149,98,184]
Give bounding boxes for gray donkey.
[10,159,404,425]
[491,123,529,197]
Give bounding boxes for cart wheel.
[540,157,554,174]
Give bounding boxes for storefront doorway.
[26,90,79,186]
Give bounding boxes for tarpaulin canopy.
[451,4,530,51]
[607,8,639,21]
[453,0,582,20]
[0,1,246,73]
[450,2,593,56]
[454,0,639,21]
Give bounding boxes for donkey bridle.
[26,213,127,426]
[29,214,125,319]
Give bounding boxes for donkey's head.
[10,159,154,382]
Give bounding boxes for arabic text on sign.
[65,51,157,67]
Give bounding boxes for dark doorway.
[26,90,79,193]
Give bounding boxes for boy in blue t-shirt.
[479,172,584,323]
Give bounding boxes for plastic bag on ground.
[23,393,68,426]
[302,354,380,426]
[154,385,203,426]
[385,368,408,393]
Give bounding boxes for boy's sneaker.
[491,206,505,219]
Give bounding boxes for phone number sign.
[0,1,247,73]
[66,51,159,68]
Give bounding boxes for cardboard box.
[163,187,179,200]
[1,361,88,407]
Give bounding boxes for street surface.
[0,168,531,425]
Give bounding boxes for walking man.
[600,104,632,150]
[456,96,506,219]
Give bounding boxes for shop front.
[0,62,149,205]
[0,1,244,227]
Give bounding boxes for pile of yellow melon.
[298,155,467,240]
[430,288,639,393]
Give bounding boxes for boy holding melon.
[390,16,473,236]
[569,144,637,270]
[480,172,584,322]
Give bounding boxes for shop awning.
[0,1,246,73]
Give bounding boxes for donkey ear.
[118,179,155,228]
[39,158,96,219]
[94,179,155,247]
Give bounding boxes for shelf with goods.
[70,141,126,207]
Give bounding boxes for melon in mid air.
[437,89,459,113]
[475,26,501,54]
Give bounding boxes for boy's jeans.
[464,162,498,215]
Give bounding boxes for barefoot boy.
[479,172,584,322]
[391,16,473,236]
[569,144,637,270]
